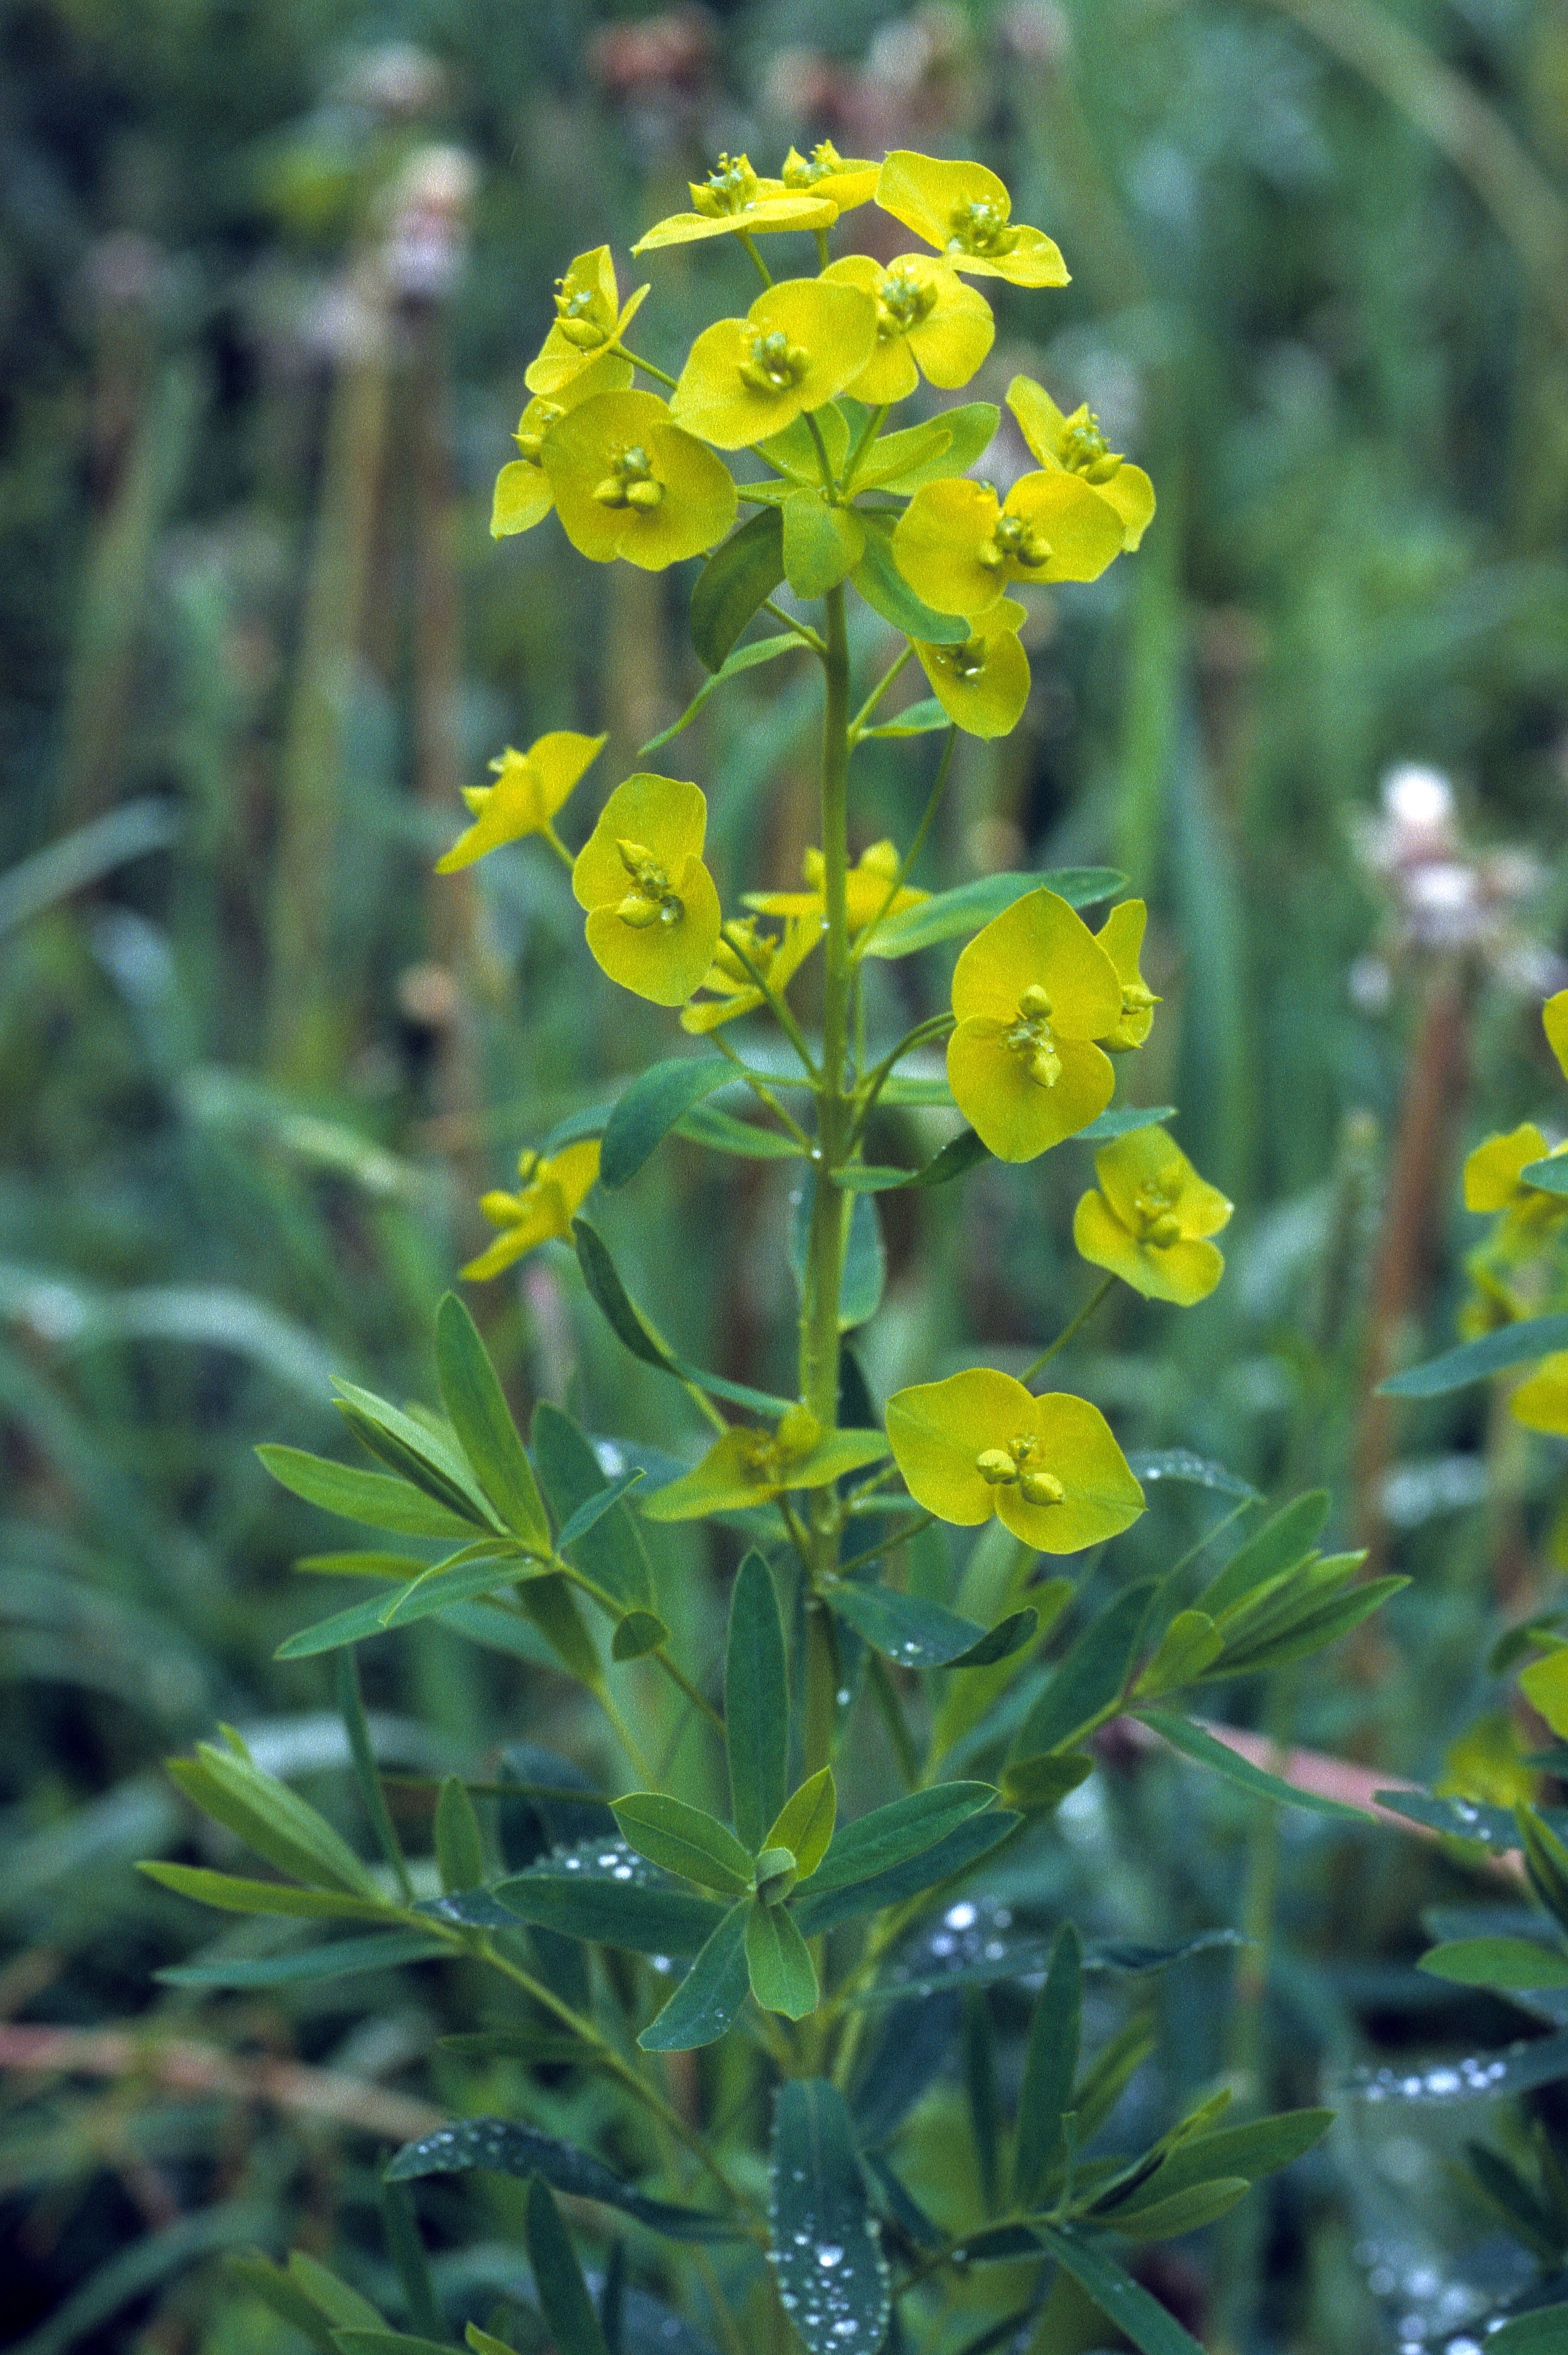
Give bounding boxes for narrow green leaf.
[1339,2030,1568,2104]
[746,1899,820,2017]
[137,1863,399,1921]
[1213,1576,1407,1675]
[516,1573,607,1692]
[1076,1105,1180,1143]
[675,1101,803,1160]
[759,404,850,481]
[1114,2110,1333,2210]
[639,634,802,755]
[572,1216,795,1416]
[287,2252,384,2331]
[166,1745,382,1898]
[726,1552,788,1853]
[379,2175,442,2344]
[1379,1315,1568,1397]
[690,508,786,673]
[1103,2179,1250,2239]
[770,2080,890,2355]
[851,416,952,491]
[838,1130,989,1193]
[1195,1492,1328,1620]
[766,1769,836,1880]
[859,401,997,490]
[1032,2221,1207,2355]
[1487,2304,1568,2352]
[1011,1584,1157,1761]
[862,869,1126,959]
[1013,1923,1082,2206]
[964,1988,1002,2209]
[828,1582,1036,1671]
[380,1550,535,1630]
[434,1293,550,1545]
[225,2255,344,2355]
[601,1058,731,1189]
[639,1899,752,2050]
[783,490,865,598]
[159,1932,447,1987]
[1132,1611,1222,1699]
[336,1652,411,1895]
[795,1783,997,1899]
[335,2333,452,2355]
[1137,1710,1369,1821]
[1521,1157,1568,1197]
[497,1844,726,1954]
[277,1583,412,1659]
[1465,2144,1562,2263]
[555,1468,646,1555]
[612,1793,756,1896]
[258,1446,477,1541]
[532,1403,656,1613]
[1122,1448,1261,1501]
[434,1777,485,1894]
[525,2176,610,2355]
[795,1810,1018,1936]
[862,695,950,739]
[851,516,970,643]
[612,1611,668,1661]
[386,2119,737,2240]
[999,1753,1096,1815]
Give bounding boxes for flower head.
[947,889,1123,1160]
[572,772,722,1005]
[821,252,993,405]
[437,731,605,873]
[670,278,877,450]
[1097,899,1159,1050]
[681,914,821,1034]
[779,141,880,215]
[914,598,1029,739]
[1465,1123,1556,1215]
[893,472,1124,618]
[876,151,1069,287]
[464,1140,600,1281]
[634,153,835,253]
[541,388,736,568]
[1006,375,1155,552]
[491,349,633,540]
[1072,1127,1232,1306]
[887,1368,1143,1552]
[641,1405,888,1520]
[746,839,928,935]
[525,246,651,397]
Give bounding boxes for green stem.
[833,1514,934,1581]
[761,597,827,655]
[1022,1273,1117,1382]
[708,1027,815,1149]
[716,928,820,1078]
[615,344,679,390]
[852,727,957,961]
[738,231,773,288]
[842,403,890,493]
[847,644,913,741]
[804,410,838,493]
[850,1014,955,1143]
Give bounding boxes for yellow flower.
[1072,1127,1232,1306]
[525,247,651,397]
[780,141,880,212]
[464,1141,601,1281]
[1097,900,1159,1050]
[886,1368,1143,1552]
[1465,1123,1553,1213]
[892,472,1124,618]
[876,151,1069,288]
[491,348,634,540]
[1513,1353,1568,1435]
[572,772,723,1006]
[634,152,835,253]
[820,252,993,405]
[641,1405,889,1521]
[1547,989,1568,1080]
[681,914,821,1034]
[541,388,736,569]
[914,598,1029,740]
[1006,375,1156,552]
[436,732,605,873]
[746,840,929,935]
[947,889,1122,1161]
[670,278,878,451]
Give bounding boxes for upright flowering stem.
[801,582,854,1773]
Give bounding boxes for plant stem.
[851,1012,955,1142]
[761,597,827,655]
[708,1028,815,1149]
[847,645,913,740]
[616,345,679,390]
[1022,1274,1117,1382]
[716,929,820,1077]
[738,232,773,288]
[852,727,957,961]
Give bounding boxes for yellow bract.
[821,252,993,406]
[491,349,634,540]
[1547,989,1568,1082]
[1072,1127,1232,1307]
[1465,1123,1553,1213]
[886,1367,1143,1552]
[438,733,604,874]
[914,598,1029,740]
[681,914,822,1034]
[671,279,878,451]
[641,1408,890,1521]
[635,152,835,253]
[1513,1352,1568,1436]
[525,247,650,397]
[1097,900,1159,1050]
[540,389,736,570]
[463,1141,601,1281]
[892,473,1124,617]
[780,140,881,215]
[876,151,1069,287]
[572,773,723,1006]
[1006,375,1156,553]
[746,840,929,935]
[947,890,1122,1161]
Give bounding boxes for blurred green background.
[5,0,1568,2349]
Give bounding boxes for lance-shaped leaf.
[1337,2030,1568,2104]
[226,2254,376,2355]
[434,1293,550,1546]
[1193,1491,1328,1620]
[1122,1448,1260,1500]
[496,1843,726,1955]
[533,1403,656,1614]
[857,401,998,492]
[1131,1612,1222,1699]
[1013,1923,1082,2206]
[1378,1315,1568,1397]
[333,1381,498,1528]
[524,2175,610,2355]
[1101,2109,1333,2223]
[517,1572,609,1693]
[639,634,803,756]
[862,697,950,741]
[1419,1937,1568,1991]
[852,514,970,643]
[434,1777,485,1894]
[726,1552,788,1853]
[259,1446,483,1541]
[793,1784,997,1901]
[639,1899,751,2051]
[766,1768,836,1881]
[138,1863,400,1922]
[1032,2222,1206,2355]
[386,2119,738,2240]
[827,1582,1036,1672]
[165,1740,382,1898]
[1137,1711,1370,1822]
[850,416,951,492]
[159,1932,448,1988]
[770,2081,890,2355]
[1488,2305,1568,2353]
[861,868,1125,959]
[690,508,786,673]
[792,1793,1014,1936]
[613,1793,756,1897]
[573,1216,795,1417]
[1011,1584,1157,1761]
[746,1899,819,2018]
[1076,1106,1180,1145]
[837,1129,991,1194]
[380,1546,538,1631]
[601,1058,732,1189]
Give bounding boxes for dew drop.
[817,2245,845,2269]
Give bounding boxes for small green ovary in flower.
[779,141,880,214]
[892,472,1125,618]
[572,773,722,1005]
[876,152,1070,288]
[670,279,877,450]
[541,389,736,569]
[915,598,1029,738]
[885,1367,1143,1552]
[526,247,650,397]
[1006,374,1156,552]
[822,252,993,405]
[1073,1127,1232,1307]
[946,889,1122,1161]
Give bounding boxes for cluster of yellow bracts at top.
[1462,990,1568,1436]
